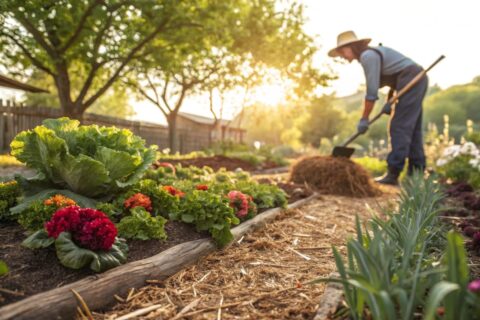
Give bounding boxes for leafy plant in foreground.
[23,206,128,272]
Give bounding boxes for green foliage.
[354,157,387,177]
[234,181,287,209]
[17,200,58,231]
[22,230,128,272]
[424,231,480,320]
[171,190,239,247]
[437,155,480,188]
[424,79,480,141]
[117,207,167,241]
[312,174,448,319]
[0,260,8,276]
[465,132,480,145]
[299,95,348,147]
[0,180,21,220]
[10,118,157,198]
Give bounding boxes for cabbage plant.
[10,118,157,198]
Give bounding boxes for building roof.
[0,74,49,93]
[178,112,231,127]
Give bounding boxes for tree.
[0,0,227,119]
[23,70,134,118]
[299,95,347,147]
[128,0,330,151]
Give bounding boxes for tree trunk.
[167,112,178,153]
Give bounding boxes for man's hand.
[357,118,369,134]
[382,102,392,115]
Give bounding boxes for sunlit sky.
[133,0,480,124]
[2,0,479,124]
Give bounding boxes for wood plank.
[0,194,317,320]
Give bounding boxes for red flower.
[196,184,209,191]
[45,206,117,251]
[228,191,250,218]
[124,193,153,212]
[162,185,185,197]
[157,162,176,174]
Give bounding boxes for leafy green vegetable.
[0,180,21,220]
[117,207,167,240]
[55,232,128,272]
[10,117,157,198]
[0,260,9,276]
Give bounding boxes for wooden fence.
[0,100,206,154]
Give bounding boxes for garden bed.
[0,181,312,307]
[0,193,318,320]
[155,155,280,172]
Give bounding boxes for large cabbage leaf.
[10,118,157,198]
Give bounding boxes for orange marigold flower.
[44,194,76,207]
[124,193,153,212]
[162,185,185,197]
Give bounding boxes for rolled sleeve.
[360,51,381,101]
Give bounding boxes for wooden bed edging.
[0,193,318,320]
[313,272,344,320]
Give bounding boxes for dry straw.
[290,156,381,197]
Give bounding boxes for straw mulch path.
[93,187,397,320]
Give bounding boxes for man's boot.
[375,167,401,186]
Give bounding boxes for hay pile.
[290,156,381,197]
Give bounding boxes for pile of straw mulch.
[91,192,396,320]
[290,156,381,198]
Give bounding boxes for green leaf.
[117,207,167,240]
[116,147,157,188]
[22,229,55,249]
[89,238,129,272]
[55,232,128,272]
[424,281,459,320]
[0,260,9,276]
[57,154,111,197]
[181,214,195,223]
[95,146,137,181]
[9,188,97,215]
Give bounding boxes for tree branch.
[81,17,171,112]
[1,32,56,76]
[15,14,57,59]
[74,14,113,104]
[59,0,104,53]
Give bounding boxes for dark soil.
[0,183,306,307]
[0,220,208,306]
[441,182,480,279]
[155,155,277,172]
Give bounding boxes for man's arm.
[362,99,375,119]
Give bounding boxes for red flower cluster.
[195,184,209,191]
[124,193,153,212]
[157,162,176,174]
[162,185,185,197]
[45,206,117,251]
[227,191,250,218]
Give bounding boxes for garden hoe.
[332,55,445,158]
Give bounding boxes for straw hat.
[328,31,371,57]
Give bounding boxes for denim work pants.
[387,64,429,172]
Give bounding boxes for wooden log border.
[313,272,344,320]
[0,193,318,320]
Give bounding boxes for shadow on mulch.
[0,184,308,307]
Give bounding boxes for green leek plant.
[312,173,449,319]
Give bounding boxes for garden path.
[94,186,398,320]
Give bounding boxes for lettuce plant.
[10,117,157,198]
[0,180,21,220]
[117,207,167,240]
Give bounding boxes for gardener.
[328,31,428,185]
